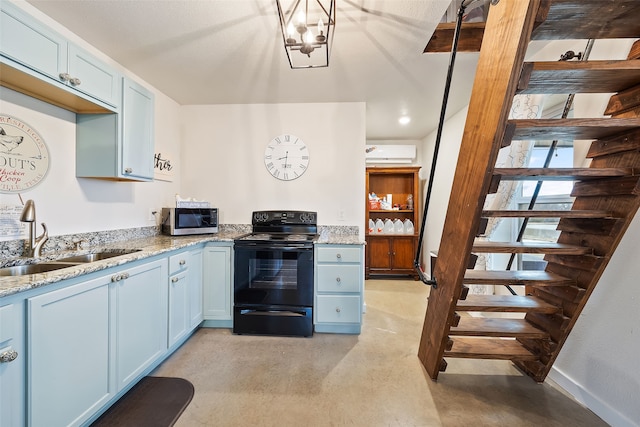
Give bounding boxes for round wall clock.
[264,134,309,181]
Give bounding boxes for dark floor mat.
[91,376,194,427]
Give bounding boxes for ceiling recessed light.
[399,116,411,125]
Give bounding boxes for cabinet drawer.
[316,295,361,324]
[316,246,361,263]
[169,252,189,274]
[317,264,361,293]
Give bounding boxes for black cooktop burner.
[236,232,318,243]
[235,210,318,245]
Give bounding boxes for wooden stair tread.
[463,269,575,286]
[423,22,485,53]
[482,209,615,218]
[507,118,640,142]
[444,337,538,361]
[451,317,548,338]
[471,241,592,255]
[518,60,640,94]
[493,167,635,180]
[457,295,560,313]
[532,0,640,40]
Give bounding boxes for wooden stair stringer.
[417,0,541,381]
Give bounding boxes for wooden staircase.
[418,0,640,382]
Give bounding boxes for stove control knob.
[300,212,315,223]
[254,212,269,222]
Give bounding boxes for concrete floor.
[152,279,607,426]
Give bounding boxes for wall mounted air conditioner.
[365,144,416,164]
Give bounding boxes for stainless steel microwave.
[161,207,218,235]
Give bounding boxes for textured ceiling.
[26,0,480,140]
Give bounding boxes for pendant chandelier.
[276,0,336,69]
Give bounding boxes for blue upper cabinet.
[0,2,120,111]
[66,44,121,109]
[121,78,155,180]
[0,2,67,81]
[76,77,155,181]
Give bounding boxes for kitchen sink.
[0,262,80,277]
[0,250,142,277]
[57,250,141,263]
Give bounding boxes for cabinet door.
[368,237,392,269]
[121,77,154,180]
[391,237,416,270]
[28,276,114,427]
[189,248,204,328]
[203,245,232,322]
[168,271,189,347]
[115,259,167,389]
[68,44,120,108]
[0,303,25,427]
[0,3,67,81]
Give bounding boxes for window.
[516,140,574,270]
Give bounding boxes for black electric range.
[233,210,318,336]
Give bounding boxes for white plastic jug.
[375,219,384,234]
[383,219,394,234]
[394,219,404,234]
[403,219,414,235]
[368,219,375,234]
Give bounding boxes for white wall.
[418,105,468,275]
[179,102,366,233]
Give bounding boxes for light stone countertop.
[1,226,363,299]
[315,233,364,245]
[0,232,244,299]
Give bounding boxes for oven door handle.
[239,309,309,317]
[234,243,313,250]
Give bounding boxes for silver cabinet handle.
[336,277,341,283]
[69,77,81,86]
[335,307,341,313]
[111,272,130,282]
[179,260,186,265]
[171,277,179,283]
[59,73,70,82]
[124,168,133,174]
[336,253,342,259]
[0,349,18,363]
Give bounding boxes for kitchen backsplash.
[1,224,358,261]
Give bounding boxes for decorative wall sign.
[0,115,50,193]
[154,151,174,182]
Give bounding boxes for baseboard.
[549,366,636,427]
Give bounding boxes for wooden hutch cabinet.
[365,166,420,279]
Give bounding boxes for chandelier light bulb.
[300,29,315,56]
[297,9,306,25]
[316,18,326,42]
[305,29,314,44]
[296,9,307,34]
[286,22,296,43]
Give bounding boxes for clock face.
[264,134,310,181]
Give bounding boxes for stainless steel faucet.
[20,200,48,257]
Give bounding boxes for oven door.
[234,243,313,307]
